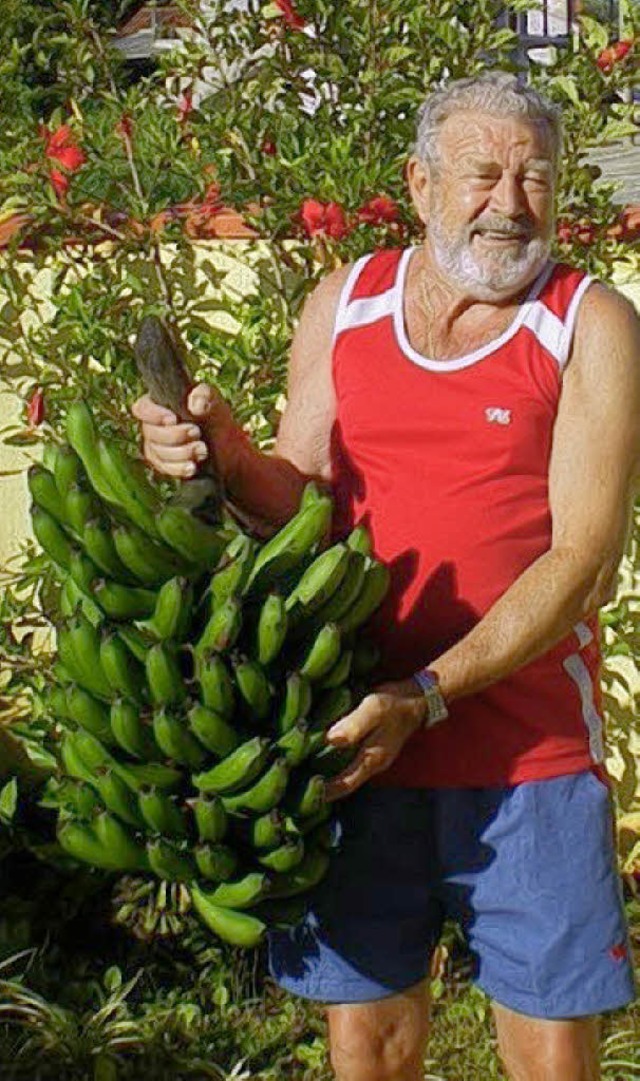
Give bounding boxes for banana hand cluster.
[33,405,388,950]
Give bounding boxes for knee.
[329,1011,427,1081]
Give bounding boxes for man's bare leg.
[493,1001,601,1081]
[326,978,431,1081]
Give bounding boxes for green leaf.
[0,777,18,823]
[552,76,581,107]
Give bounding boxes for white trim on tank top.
[393,245,556,373]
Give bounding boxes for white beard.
[428,205,552,302]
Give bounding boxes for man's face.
[413,111,557,300]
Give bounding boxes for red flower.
[597,39,633,72]
[357,194,400,226]
[116,113,134,140]
[43,124,86,172]
[261,138,277,156]
[300,198,350,239]
[49,169,69,200]
[274,0,306,30]
[177,90,194,124]
[27,387,45,427]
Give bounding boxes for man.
[133,72,639,1081]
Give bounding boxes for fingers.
[325,695,380,747]
[144,422,202,448]
[144,449,200,479]
[132,394,176,426]
[325,729,391,802]
[187,383,216,418]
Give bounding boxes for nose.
[489,170,527,219]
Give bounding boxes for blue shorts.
[268,769,636,1018]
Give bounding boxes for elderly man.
[133,72,639,1081]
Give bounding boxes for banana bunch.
[32,403,388,949]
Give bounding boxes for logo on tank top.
[485,407,512,425]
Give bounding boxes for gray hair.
[413,72,563,172]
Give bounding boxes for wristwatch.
[412,668,449,729]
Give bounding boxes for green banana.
[46,684,72,721]
[94,766,145,828]
[346,523,372,556]
[352,638,381,677]
[246,809,286,850]
[190,886,266,947]
[222,757,289,815]
[276,671,313,735]
[100,632,146,704]
[68,549,98,595]
[92,810,149,870]
[284,774,326,818]
[117,760,182,792]
[299,480,325,510]
[138,786,188,838]
[255,591,288,665]
[285,543,350,622]
[58,779,101,819]
[258,836,305,873]
[192,736,270,794]
[147,838,196,881]
[194,842,238,881]
[60,576,104,627]
[57,615,112,700]
[52,445,84,497]
[203,872,270,911]
[317,648,353,690]
[65,684,114,745]
[187,703,239,758]
[232,656,272,722]
[117,625,151,664]
[311,550,367,626]
[152,708,205,768]
[207,533,257,609]
[339,559,391,635]
[299,623,342,683]
[195,653,235,720]
[60,731,100,786]
[112,524,190,587]
[57,818,147,873]
[308,742,356,779]
[28,465,69,524]
[297,803,332,835]
[31,506,73,571]
[92,579,157,621]
[244,495,332,598]
[96,438,160,537]
[138,576,193,642]
[309,685,353,732]
[146,643,187,707]
[195,597,242,657]
[65,484,98,537]
[268,845,330,900]
[189,794,228,843]
[83,519,132,581]
[157,505,228,567]
[110,698,158,760]
[275,720,310,767]
[65,401,119,504]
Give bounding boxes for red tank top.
[330,245,604,788]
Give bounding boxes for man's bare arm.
[133,264,352,533]
[429,284,640,702]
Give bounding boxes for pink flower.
[177,90,194,123]
[27,387,45,427]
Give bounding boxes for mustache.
[470,216,534,239]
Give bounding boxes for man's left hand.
[323,679,427,801]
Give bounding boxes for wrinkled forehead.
[436,110,556,168]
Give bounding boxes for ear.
[405,155,432,228]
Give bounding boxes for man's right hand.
[132,382,236,480]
